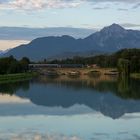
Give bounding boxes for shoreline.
[37,67,140,79]
[37,67,118,75]
[0,69,139,84]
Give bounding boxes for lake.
[0,75,140,140]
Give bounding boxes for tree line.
[47,48,140,74]
[0,56,30,74]
[0,48,140,75]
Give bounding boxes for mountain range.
[2,23,140,61]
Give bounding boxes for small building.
[87,64,99,69]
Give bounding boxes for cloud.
[0,0,81,10]
[0,131,82,140]
[117,8,128,11]
[93,6,109,10]
[86,0,140,3]
[0,27,94,41]
[0,0,10,4]
[132,3,140,9]
[0,0,139,11]
[120,23,140,28]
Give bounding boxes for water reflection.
[0,81,30,95]
[0,75,140,119]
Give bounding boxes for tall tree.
[118,58,130,76]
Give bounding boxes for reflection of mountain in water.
[0,77,140,119]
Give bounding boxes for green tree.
[117,58,130,76]
[8,61,21,74]
[19,57,30,72]
[130,56,140,73]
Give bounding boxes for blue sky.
[0,0,140,50]
[0,0,140,29]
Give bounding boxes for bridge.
[29,64,84,70]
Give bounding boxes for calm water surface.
[0,75,140,140]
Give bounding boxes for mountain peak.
[101,23,125,33]
[109,23,124,29]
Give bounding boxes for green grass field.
[0,73,37,84]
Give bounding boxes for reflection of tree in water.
[19,76,140,119]
[118,76,130,94]
[0,81,30,95]
[88,78,140,99]
[0,75,140,100]
[117,77,140,99]
[37,75,140,100]
[0,76,140,119]
[118,76,131,99]
[36,75,117,91]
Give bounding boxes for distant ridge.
[2,24,140,61]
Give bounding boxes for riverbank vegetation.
[0,56,30,74]
[0,56,37,83]
[47,48,140,76]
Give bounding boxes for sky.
[0,0,140,50]
[0,0,140,28]
[0,40,29,50]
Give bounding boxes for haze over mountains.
[0,27,94,40]
[2,24,140,61]
[0,49,10,55]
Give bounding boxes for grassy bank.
[0,73,37,84]
[131,73,140,79]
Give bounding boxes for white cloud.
[0,0,81,10]
[86,0,140,3]
[0,131,82,140]
[120,23,140,28]
[10,0,47,10]
[0,0,139,11]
